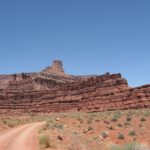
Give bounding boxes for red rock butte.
[0,60,150,114]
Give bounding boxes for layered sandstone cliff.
[0,60,149,114]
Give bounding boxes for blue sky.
[0,0,150,87]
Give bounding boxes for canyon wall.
[0,60,150,115]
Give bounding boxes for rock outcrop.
[0,60,149,115]
[42,60,65,75]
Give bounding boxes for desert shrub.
[129,130,136,137]
[77,117,83,124]
[124,122,131,126]
[101,131,108,138]
[111,115,118,122]
[88,126,93,131]
[126,116,132,121]
[54,124,64,130]
[117,133,125,140]
[39,134,50,148]
[140,117,146,122]
[111,112,121,122]
[115,111,122,117]
[43,118,54,130]
[108,126,114,130]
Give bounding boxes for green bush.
[111,115,118,122]
[101,132,108,138]
[129,130,136,137]
[117,133,125,140]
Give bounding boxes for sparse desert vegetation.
[38,109,150,150]
[110,142,149,150]
[0,114,47,131]
[39,134,51,148]
[0,109,150,150]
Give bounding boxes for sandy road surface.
[0,122,44,150]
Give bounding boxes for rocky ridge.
[0,60,149,114]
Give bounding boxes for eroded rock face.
[0,60,149,115]
[42,60,65,75]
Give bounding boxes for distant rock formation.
[42,60,65,75]
[0,60,149,115]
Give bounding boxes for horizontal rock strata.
[0,60,150,114]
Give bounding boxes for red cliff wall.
[0,60,150,115]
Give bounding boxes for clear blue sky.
[0,0,150,87]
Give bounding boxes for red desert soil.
[39,110,150,150]
[0,122,43,150]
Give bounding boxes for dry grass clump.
[110,142,149,150]
[0,118,22,127]
[39,133,57,149]
[39,134,50,148]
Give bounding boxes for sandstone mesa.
[0,60,150,114]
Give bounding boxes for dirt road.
[0,122,43,150]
